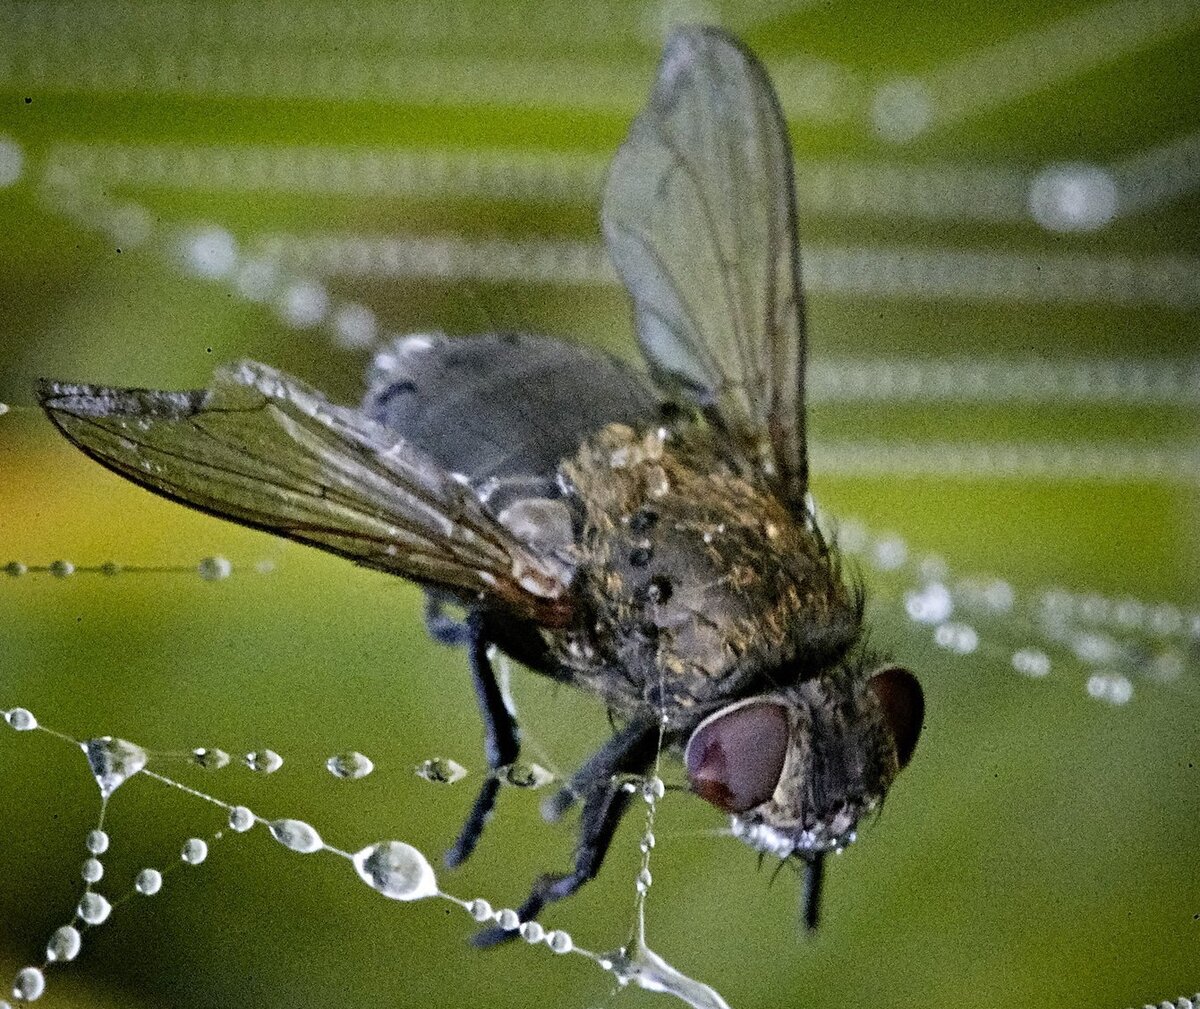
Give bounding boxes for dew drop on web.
[45,925,81,963]
[77,892,111,926]
[325,751,374,780]
[85,829,109,855]
[82,737,148,799]
[134,868,163,896]
[352,841,437,901]
[244,749,283,773]
[502,761,555,789]
[228,806,255,832]
[180,838,209,865]
[4,708,37,731]
[80,857,103,884]
[191,747,231,770]
[11,965,45,1002]
[269,819,323,853]
[414,756,466,784]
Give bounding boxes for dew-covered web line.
[0,700,738,1009]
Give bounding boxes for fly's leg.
[424,592,471,646]
[541,717,659,822]
[800,853,825,932]
[472,779,632,947]
[445,610,519,868]
[474,721,659,946]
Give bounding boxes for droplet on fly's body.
[11,966,45,1002]
[326,751,374,780]
[85,829,109,854]
[501,762,555,789]
[191,747,230,770]
[77,892,111,925]
[196,556,232,581]
[45,925,82,963]
[228,806,255,833]
[134,868,163,896]
[415,757,466,784]
[244,749,283,773]
[4,708,37,731]
[82,737,148,798]
[81,858,104,883]
[351,841,438,901]
[181,838,208,865]
[269,819,323,854]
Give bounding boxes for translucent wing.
[37,361,572,626]
[601,25,807,506]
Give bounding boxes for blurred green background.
[1,2,1197,1008]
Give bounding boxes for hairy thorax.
[548,423,861,723]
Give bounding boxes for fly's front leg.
[474,720,659,946]
[445,610,519,868]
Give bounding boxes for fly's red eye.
[684,702,789,813]
[868,666,924,769]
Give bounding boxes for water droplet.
[352,841,438,901]
[467,898,492,922]
[269,819,323,854]
[135,868,163,895]
[83,737,148,798]
[519,921,545,943]
[4,561,27,577]
[639,832,656,853]
[99,561,122,577]
[871,536,908,571]
[933,622,978,655]
[1086,672,1134,706]
[546,930,573,954]
[81,857,104,883]
[191,747,230,770]
[244,749,283,773]
[326,751,374,780]
[1012,649,1051,678]
[228,806,255,832]
[602,943,731,1009]
[642,776,665,802]
[495,908,520,931]
[4,708,37,731]
[636,867,653,893]
[415,757,466,784]
[502,762,555,789]
[904,582,952,625]
[181,838,208,865]
[77,892,111,925]
[49,560,74,578]
[11,966,44,1002]
[197,556,232,581]
[45,925,81,963]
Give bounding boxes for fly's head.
[683,661,924,859]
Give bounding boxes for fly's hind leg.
[445,610,519,868]
[473,720,659,947]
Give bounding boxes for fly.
[37,26,924,942]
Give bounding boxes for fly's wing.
[37,361,572,626]
[601,25,808,508]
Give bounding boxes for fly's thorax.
[684,661,925,858]
[558,422,860,712]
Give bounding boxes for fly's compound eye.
[867,666,924,770]
[683,702,789,813]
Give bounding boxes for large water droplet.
[135,868,163,895]
[77,892,111,925]
[244,749,283,773]
[85,829,109,854]
[502,762,555,789]
[228,806,255,833]
[11,966,45,1002]
[467,898,492,922]
[352,841,437,901]
[519,921,545,943]
[82,737,148,798]
[81,858,104,883]
[495,908,520,931]
[191,747,230,770]
[602,943,731,1009]
[4,708,37,731]
[326,751,374,780]
[546,930,573,954]
[45,925,81,963]
[415,757,466,784]
[269,819,323,853]
[181,838,208,865]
